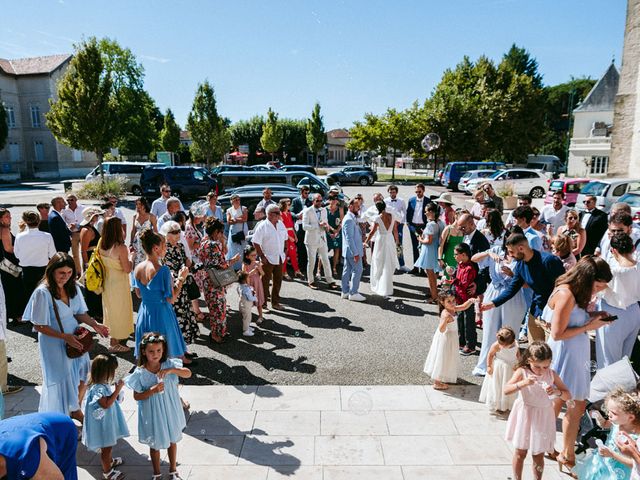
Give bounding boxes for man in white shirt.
[596,211,640,261]
[61,194,85,274]
[303,194,339,290]
[151,184,184,217]
[540,191,568,235]
[157,198,183,230]
[505,196,533,229]
[14,211,56,297]
[252,204,289,310]
[406,184,427,270]
[384,185,408,272]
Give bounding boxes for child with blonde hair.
[479,326,518,414]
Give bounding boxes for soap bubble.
[348,391,373,416]
[421,133,441,153]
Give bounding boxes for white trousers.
[239,299,253,332]
[306,243,334,284]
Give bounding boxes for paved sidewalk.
[3,384,567,479]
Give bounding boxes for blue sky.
[2,0,627,130]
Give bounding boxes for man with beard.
[481,233,565,342]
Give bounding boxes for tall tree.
[47,37,117,178]
[306,103,326,167]
[0,102,7,151]
[187,80,226,168]
[260,108,284,162]
[230,116,264,164]
[159,108,181,152]
[502,44,543,89]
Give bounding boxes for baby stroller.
[576,357,639,455]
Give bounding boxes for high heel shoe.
[557,454,577,478]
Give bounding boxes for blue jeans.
[397,223,405,267]
[341,255,363,295]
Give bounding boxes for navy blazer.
[406,196,427,226]
[48,210,72,253]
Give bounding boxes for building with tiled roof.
[326,128,352,164]
[0,53,96,180]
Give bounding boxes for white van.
[525,155,566,177]
[85,162,154,195]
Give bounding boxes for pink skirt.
[248,272,264,307]
[504,397,557,455]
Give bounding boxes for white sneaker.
[243,329,254,337]
[349,293,366,302]
[341,293,349,299]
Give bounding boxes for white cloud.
[140,54,171,64]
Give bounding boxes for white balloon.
[421,133,441,152]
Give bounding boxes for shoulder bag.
[208,267,238,288]
[0,258,21,277]
[51,291,95,359]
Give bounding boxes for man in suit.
[302,194,338,290]
[384,185,408,272]
[580,195,608,256]
[341,198,365,302]
[406,183,428,273]
[48,197,71,254]
[291,185,313,276]
[457,213,491,294]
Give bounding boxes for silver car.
[575,179,640,212]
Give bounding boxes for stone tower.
[609,0,640,176]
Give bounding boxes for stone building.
[567,63,619,177]
[326,128,351,164]
[0,54,97,181]
[609,0,640,176]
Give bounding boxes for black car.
[210,165,251,176]
[140,166,217,199]
[327,166,377,186]
[280,165,316,175]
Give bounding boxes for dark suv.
[327,166,377,186]
[141,166,217,199]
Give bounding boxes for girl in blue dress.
[22,253,109,422]
[133,229,189,362]
[574,388,640,480]
[414,202,444,304]
[82,354,129,480]
[126,332,192,480]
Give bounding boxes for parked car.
[441,161,506,190]
[459,170,497,194]
[617,191,640,222]
[576,179,640,213]
[249,164,277,171]
[216,171,330,196]
[140,166,217,200]
[434,168,444,185]
[327,166,378,186]
[218,190,295,231]
[85,161,154,195]
[209,165,251,176]
[280,165,317,175]
[544,178,590,206]
[465,168,550,198]
[525,154,566,178]
[227,184,299,195]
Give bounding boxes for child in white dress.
[479,326,518,414]
[237,271,257,337]
[424,292,473,390]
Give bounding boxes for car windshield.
[549,180,564,191]
[460,172,472,180]
[581,181,608,196]
[489,170,505,179]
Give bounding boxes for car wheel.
[131,185,142,196]
[530,187,545,198]
[359,176,369,186]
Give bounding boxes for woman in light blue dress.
[22,253,108,420]
[541,256,612,472]
[226,195,248,271]
[471,244,526,376]
[133,230,188,361]
[414,203,444,303]
[595,233,640,368]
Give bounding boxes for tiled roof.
[0,54,71,76]
[574,63,619,112]
[327,128,350,139]
[180,130,191,140]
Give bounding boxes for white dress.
[424,313,459,383]
[479,344,518,411]
[370,215,399,297]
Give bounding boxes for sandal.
[152,475,162,480]
[110,457,124,468]
[433,383,449,391]
[557,454,577,478]
[103,468,125,480]
[108,344,131,353]
[169,472,184,480]
[294,271,304,279]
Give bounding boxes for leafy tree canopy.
[260,108,284,161]
[159,108,181,153]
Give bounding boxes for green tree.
[230,116,264,164]
[306,103,326,167]
[260,108,284,162]
[47,37,117,178]
[0,102,7,151]
[159,108,181,152]
[187,80,227,168]
[501,44,543,89]
[280,118,308,163]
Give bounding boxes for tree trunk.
[314,152,319,168]
[97,149,105,183]
[391,148,396,181]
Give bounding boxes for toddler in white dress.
[479,326,519,413]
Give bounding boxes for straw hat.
[80,206,104,225]
[435,192,455,205]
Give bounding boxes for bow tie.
[391,199,397,202]
[316,209,321,213]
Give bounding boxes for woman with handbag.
[0,209,26,323]
[226,194,248,271]
[22,253,109,422]
[99,216,134,354]
[199,218,240,344]
[79,207,104,321]
[161,220,200,357]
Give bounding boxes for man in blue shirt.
[512,206,543,252]
[481,233,565,342]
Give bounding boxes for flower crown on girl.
[140,334,165,346]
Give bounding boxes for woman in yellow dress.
[99,217,134,353]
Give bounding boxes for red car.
[544,178,590,207]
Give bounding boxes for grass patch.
[75,175,127,199]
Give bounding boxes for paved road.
[2,181,493,388]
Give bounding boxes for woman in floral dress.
[326,198,344,277]
[198,218,240,344]
[161,221,200,351]
[130,197,157,268]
